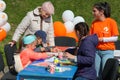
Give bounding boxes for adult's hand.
[64,52,75,60]
[98,38,103,42]
[9,40,16,47]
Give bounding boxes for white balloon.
[1,22,11,32]
[62,10,74,22]
[0,0,6,11]
[0,12,8,27]
[64,21,74,33]
[73,16,85,26]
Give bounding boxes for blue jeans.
[95,50,114,77]
[75,76,88,80]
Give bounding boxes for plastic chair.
[0,53,16,80]
[55,36,76,47]
[100,58,119,80]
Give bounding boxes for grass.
[0,0,120,64]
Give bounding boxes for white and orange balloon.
[53,10,86,42]
[53,21,66,36]
[0,27,6,41]
[1,22,11,32]
[72,16,85,26]
[0,0,6,12]
[62,10,74,22]
[64,21,74,33]
[0,11,8,26]
[0,0,11,42]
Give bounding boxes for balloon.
[1,22,11,32]
[64,21,74,33]
[0,12,8,27]
[0,28,7,41]
[0,0,6,12]
[66,31,78,42]
[62,10,74,22]
[72,16,85,26]
[53,21,66,36]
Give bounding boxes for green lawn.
[0,0,120,64]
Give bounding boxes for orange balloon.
[53,21,66,36]
[66,31,78,42]
[0,28,7,41]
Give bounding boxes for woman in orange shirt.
[89,2,119,78]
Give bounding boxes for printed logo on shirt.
[103,27,109,32]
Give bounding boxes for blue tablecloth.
[17,60,77,80]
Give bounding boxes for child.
[20,35,48,68]
[64,22,98,80]
[34,30,60,52]
[34,30,49,52]
[89,2,119,78]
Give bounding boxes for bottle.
[58,52,63,60]
[49,64,55,74]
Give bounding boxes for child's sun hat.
[23,35,36,44]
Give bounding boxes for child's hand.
[46,52,55,57]
[40,47,46,52]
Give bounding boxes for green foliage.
[0,0,120,59]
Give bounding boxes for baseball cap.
[34,30,47,43]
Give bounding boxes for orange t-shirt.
[90,18,119,50]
